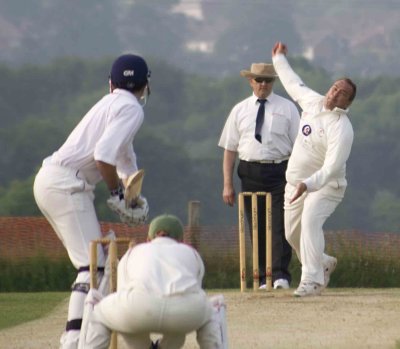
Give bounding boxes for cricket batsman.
[33,53,151,348]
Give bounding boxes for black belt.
[241,158,289,165]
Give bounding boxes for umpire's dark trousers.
[237,160,292,285]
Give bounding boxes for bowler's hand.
[272,42,288,57]
[290,182,307,203]
[223,185,236,207]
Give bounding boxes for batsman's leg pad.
[78,289,110,349]
[101,230,116,255]
[60,331,80,349]
[197,294,228,349]
[61,270,92,349]
[97,230,116,295]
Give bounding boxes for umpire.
[218,63,300,289]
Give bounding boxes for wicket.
[238,192,272,292]
[89,237,134,349]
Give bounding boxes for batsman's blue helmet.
[110,54,150,90]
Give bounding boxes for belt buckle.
[258,160,274,164]
[262,159,287,164]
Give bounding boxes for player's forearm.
[272,54,319,107]
[222,150,237,186]
[304,121,353,192]
[96,160,120,191]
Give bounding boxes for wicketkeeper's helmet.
[148,214,184,241]
[110,54,151,90]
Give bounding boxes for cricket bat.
[124,169,145,208]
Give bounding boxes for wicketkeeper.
[33,53,151,349]
[78,214,229,349]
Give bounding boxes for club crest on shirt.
[302,124,312,136]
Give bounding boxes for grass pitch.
[0,292,68,330]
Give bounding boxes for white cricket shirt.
[218,92,299,161]
[272,54,354,192]
[45,89,143,184]
[117,237,205,297]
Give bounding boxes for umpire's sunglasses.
[254,77,275,84]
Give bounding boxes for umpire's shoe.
[150,340,159,349]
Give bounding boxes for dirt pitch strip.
[1,289,399,349]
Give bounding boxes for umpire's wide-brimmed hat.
[148,214,184,241]
[240,63,278,78]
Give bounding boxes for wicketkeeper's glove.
[107,195,149,227]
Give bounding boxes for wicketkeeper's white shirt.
[117,237,205,296]
[272,54,354,192]
[45,88,143,184]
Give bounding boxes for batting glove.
[107,195,149,227]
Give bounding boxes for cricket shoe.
[293,281,322,297]
[273,278,290,289]
[323,256,337,289]
[150,340,159,349]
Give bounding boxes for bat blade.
[124,169,145,208]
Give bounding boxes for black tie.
[255,99,267,143]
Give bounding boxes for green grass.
[0,292,68,330]
[0,256,76,291]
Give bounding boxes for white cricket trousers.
[33,164,105,268]
[34,163,105,349]
[284,182,345,285]
[85,289,222,349]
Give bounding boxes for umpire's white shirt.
[117,237,205,296]
[272,54,354,192]
[218,92,299,161]
[46,88,143,184]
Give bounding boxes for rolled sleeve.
[218,106,240,151]
[273,54,322,111]
[303,117,354,192]
[94,104,143,166]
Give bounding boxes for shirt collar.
[332,106,349,113]
[112,88,139,102]
[251,91,275,104]
[322,105,349,114]
[151,236,179,244]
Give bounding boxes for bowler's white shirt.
[117,237,205,297]
[272,54,354,192]
[218,92,299,161]
[45,89,143,184]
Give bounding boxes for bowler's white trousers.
[82,289,225,349]
[284,182,345,285]
[34,163,106,349]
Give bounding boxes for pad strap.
[71,282,90,294]
[66,319,82,331]
[78,266,105,273]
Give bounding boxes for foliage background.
[0,0,399,232]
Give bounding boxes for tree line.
[0,56,399,232]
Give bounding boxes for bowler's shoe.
[323,256,337,289]
[293,281,322,297]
